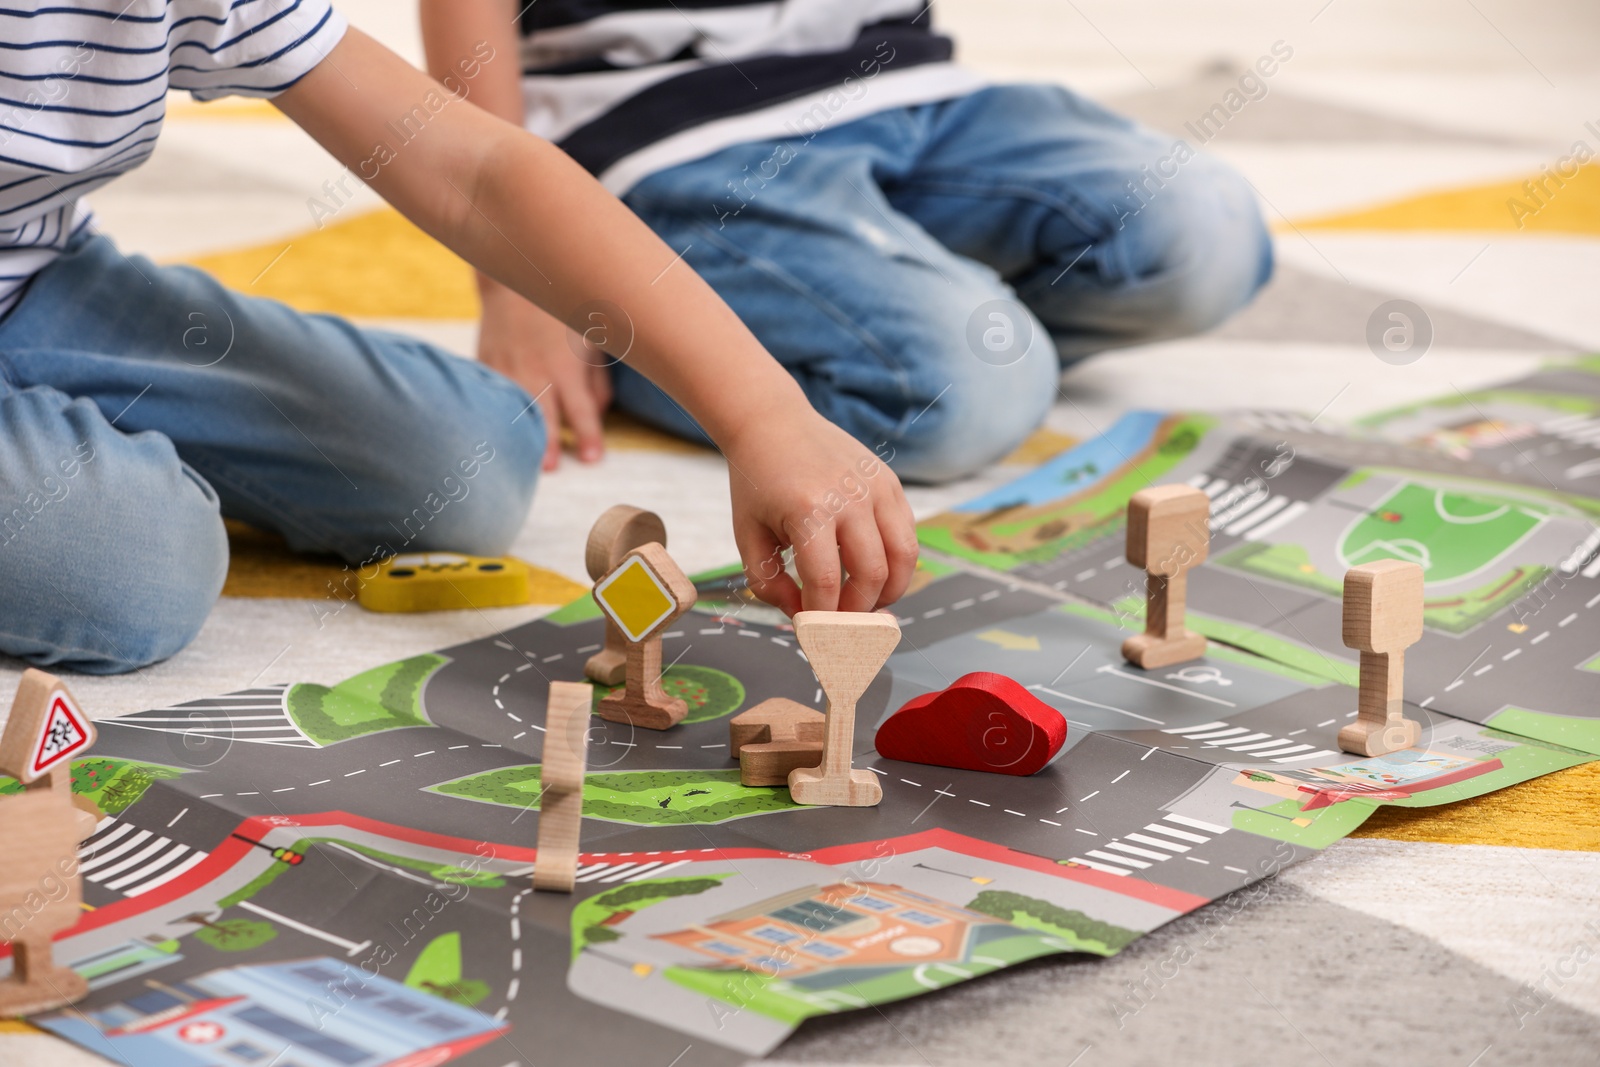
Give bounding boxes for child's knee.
[884,297,1059,485]
[364,374,545,560]
[1137,156,1273,336]
[0,429,227,674]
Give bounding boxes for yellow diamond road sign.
[595,555,678,642]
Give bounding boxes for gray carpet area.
[1201,264,1577,352]
[771,879,1597,1066]
[1105,65,1542,147]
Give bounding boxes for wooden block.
[730,698,825,786]
[1122,484,1209,669]
[533,681,592,893]
[583,506,668,686]
[0,790,89,1015]
[594,542,698,731]
[1,670,96,822]
[356,552,532,612]
[787,612,899,807]
[875,672,1066,776]
[1337,560,1425,757]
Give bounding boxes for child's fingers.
[836,512,888,613]
[736,519,800,616]
[588,364,614,411]
[528,381,561,471]
[876,497,920,608]
[556,369,606,464]
[793,522,843,613]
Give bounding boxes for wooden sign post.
[592,542,697,730]
[787,612,900,807]
[1337,559,1425,757]
[533,681,591,893]
[583,506,668,687]
[0,669,97,1015]
[1122,484,1210,669]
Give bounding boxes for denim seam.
[896,176,1113,238]
[892,176,1132,285]
[0,626,147,669]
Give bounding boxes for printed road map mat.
[10,362,1599,1066]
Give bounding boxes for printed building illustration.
[42,957,507,1067]
[1235,746,1505,809]
[654,881,1003,977]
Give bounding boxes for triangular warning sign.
[1,669,96,783]
[31,692,93,778]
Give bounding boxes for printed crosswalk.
[103,685,317,749]
[1541,411,1600,448]
[571,859,694,884]
[1066,812,1228,877]
[1235,411,1336,437]
[1185,472,1309,541]
[79,818,209,897]
[1558,525,1600,579]
[1160,720,1341,764]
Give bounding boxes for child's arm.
[272,26,918,615]
[417,0,605,471]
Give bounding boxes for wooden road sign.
[593,542,697,729]
[583,506,668,686]
[0,670,96,787]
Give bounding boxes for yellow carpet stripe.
[1352,761,1599,851]
[183,208,479,320]
[1292,162,1600,235]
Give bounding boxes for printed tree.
[405,932,490,1006]
[183,915,279,953]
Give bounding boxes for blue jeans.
[615,84,1272,483]
[0,234,545,674]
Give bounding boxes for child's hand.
[476,280,611,471]
[725,408,919,616]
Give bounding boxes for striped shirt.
[518,0,987,194]
[0,0,347,318]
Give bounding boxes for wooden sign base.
[596,639,687,730]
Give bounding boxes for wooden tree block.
[875,672,1066,776]
[0,790,89,1015]
[1338,559,1425,757]
[533,681,592,893]
[583,506,668,687]
[730,698,825,786]
[1122,484,1210,669]
[787,612,899,807]
[593,542,698,730]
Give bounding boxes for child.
[0,2,915,674]
[422,1,1273,481]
